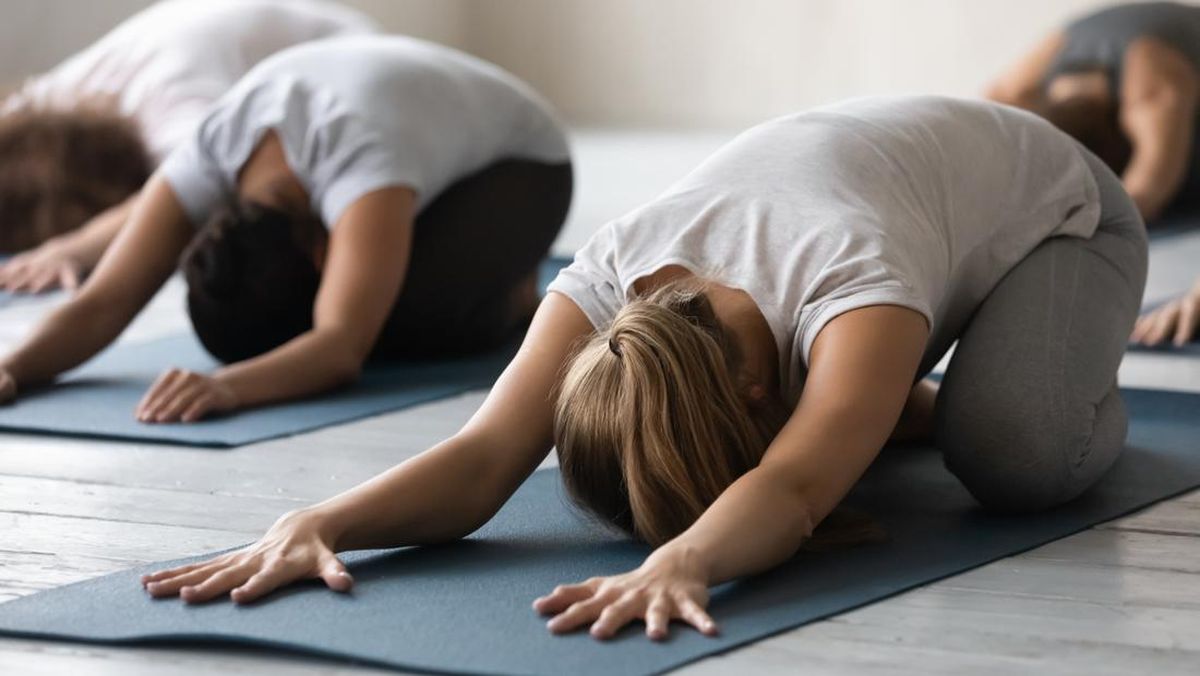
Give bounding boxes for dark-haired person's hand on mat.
[135,367,238,423]
[1132,276,1200,346]
[142,509,352,603]
[534,546,718,640]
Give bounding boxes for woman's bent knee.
[936,387,1127,512]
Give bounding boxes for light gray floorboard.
[0,190,1198,674]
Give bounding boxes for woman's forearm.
[664,468,816,585]
[1,296,134,386]
[213,328,367,409]
[55,196,139,270]
[309,429,535,550]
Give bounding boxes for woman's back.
[551,96,1102,402]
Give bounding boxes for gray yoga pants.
[934,147,1148,512]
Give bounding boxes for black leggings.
[370,159,573,359]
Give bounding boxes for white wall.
[0,0,469,86]
[0,0,1156,126]
[466,0,1118,128]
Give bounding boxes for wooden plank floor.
[2,246,1199,675]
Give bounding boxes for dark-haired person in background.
[0,0,377,292]
[0,35,572,423]
[986,1,1200,225]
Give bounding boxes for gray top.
[1046,1,1200,91]
[549,96,1101,405]
[161,35,570,227]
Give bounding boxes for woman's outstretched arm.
[984,30,1065,109]
[1118,40,1199,223]
[0,175,192,398]
[536,304,928,640]
[142,292,594,603]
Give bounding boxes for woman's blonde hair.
[554,283,789,546]
[555,282,885,550]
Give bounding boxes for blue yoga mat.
[1127,340,1200,356]
[0,259,571,447]
[0,387,1196,675]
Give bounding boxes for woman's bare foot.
[889,378,938,443]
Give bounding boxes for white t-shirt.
[160,35,570,226]
[548,96,1102,405]
[3,0,377,162]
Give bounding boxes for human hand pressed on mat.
[1132,278,1200,347]
[142,508,352,603]
[135,367,239,423]
[533,545,719,641]
[0,243,86,293]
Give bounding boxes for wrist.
[298,503,349,551]
[647,540,715,585]
[210,369,244,410]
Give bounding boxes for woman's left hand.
[533,546,719,641]
[136,368,238,423]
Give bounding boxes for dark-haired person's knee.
[935,382,1127,513]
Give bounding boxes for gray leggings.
[934,148,1148,512]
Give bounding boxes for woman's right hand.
[1131,278,1200,347]
[0,242,86,293]
[141,508,352,604]
[0,368,16,404]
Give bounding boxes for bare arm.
[0,176,192,390]
[142,292,595,602]
[1119,39,1199,223]
[537,305,929,639]
[137,186,423,422]
[984,30,1065,109]
[662,305,927,581]
[0,195,137,293]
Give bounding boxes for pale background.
[0,0,1137,128]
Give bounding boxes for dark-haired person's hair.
[0,108,151,252]
[181,201,326,364]
[1038,96,1133,175]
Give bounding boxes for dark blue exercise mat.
[0,258,572,447]
[0,387,1197,676]
[1127,339,1200,356]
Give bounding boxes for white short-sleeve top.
[4,0,378,162]
[159,35,571,227]
[548,96,1102,405]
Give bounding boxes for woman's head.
[0,108,151,252]
[554,284,788,546]
[181,200,327,364]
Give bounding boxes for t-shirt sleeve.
[306,120,428,226]
[157,120,232,227]
[794,228,938,365]
[544,225,624,330]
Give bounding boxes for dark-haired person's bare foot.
[0,368,16,404]
[889,378,938,444]
[506,270,541,324]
